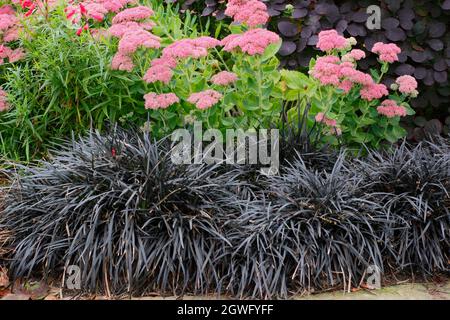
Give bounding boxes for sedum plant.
[0,0,425,161]
[0,0,284,160]
[75,0,422,149]
[103,0,283,137]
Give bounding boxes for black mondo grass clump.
[221,152,387,298]
[356,139,450,274]
[1,125,450,299]
[0,127,237,296]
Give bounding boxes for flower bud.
[409,90,418,98]
[390,83,399,91]
[285,4,294,14]
[345,37,357,49]
[184,113,197,125]
[341,54,353,62]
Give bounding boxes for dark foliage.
[356,138,450,274]
[279,101,339,171]
[221,139,450,298]
[0,127,237,296]
[179,0,450,138]
[221,153,387,298]
[1,126,449,298]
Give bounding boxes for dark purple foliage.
[279,40,297,55]
[278,20,300,37]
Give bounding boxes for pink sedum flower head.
[339,62,373,86]
[192,36,221,49]
[162,39,205,59]
[310,55,341,86]
[144,92,179,110]
[0,13,18,30]
[221,28,280,55]
[371,42,401,63]
[84,3,109,21]
[342,49,366,62]
[65,1,127,24]
[97,0,132,13]
[161,37,219,61]
[211,71,238,86]
[338,62,355,79]
[117,29,160,54]
[395,75,418,94]
[151,56,177,69]
[349,49,365,60]
[377,99,407,118]
[108,5,161,72]
[188,90,223,110]
[225,0,269,27]
[0,89,9,112]
[360,83,388,101]
[143,64,173,84]
[316,29,347,52]
[112,6,154,24]
[108,21,156,38]
[315,112,337,127]
[111,52,134,72]
[348,71,373,86]
[338,80,353,93]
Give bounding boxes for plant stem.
[213,47,230,72]
[255,58,264,122]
